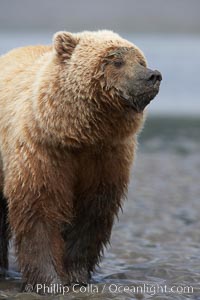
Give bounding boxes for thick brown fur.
[0,30,150,289]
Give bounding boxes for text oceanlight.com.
[24,283,194,296]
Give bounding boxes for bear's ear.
[53,31,79,60]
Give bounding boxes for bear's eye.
[113,60,124,68]
[139,60,146,67]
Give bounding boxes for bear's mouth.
[120,84,160,113]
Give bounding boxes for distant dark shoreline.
[140,116,200,154]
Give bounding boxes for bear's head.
[36,31,162,146]
[53,30,162,114]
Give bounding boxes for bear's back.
[0,45,52,77]
[0,45,52,153]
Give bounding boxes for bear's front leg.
[63,142,134,284]
[3,149,74,292]
[63,183,125,283]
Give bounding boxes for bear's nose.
[147,70,162,85]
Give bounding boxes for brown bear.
[0,30,161,290]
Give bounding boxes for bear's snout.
[123,65,162,112]
[145,69,162,86]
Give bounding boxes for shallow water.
[0,117,200,299]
